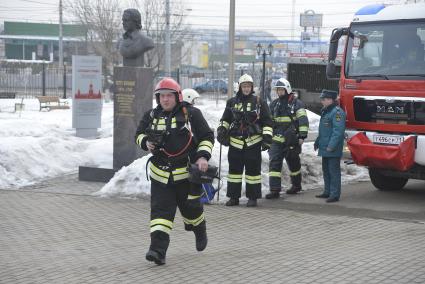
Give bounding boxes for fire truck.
[326,3,425,190]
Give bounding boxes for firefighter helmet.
[238,74,254,85]
[154,77,182,103]
[182,88,200,104]
[274,78,292,94]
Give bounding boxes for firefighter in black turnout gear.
[217,74,273,207]
[135,78,214,265]
[265,78,309,199]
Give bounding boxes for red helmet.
[154,77,182,103]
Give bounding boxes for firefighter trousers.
[227,144,262,200]
[149,179,205,258]
[268,142,302,192]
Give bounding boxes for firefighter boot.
[286,186,302,194]
[225,198,239,206]
[145,250,166,265]
[193,222,208,252]
[287,174,302,194]
[265,191,280,199]
[246,198,257,207]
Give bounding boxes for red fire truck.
[326,3,425,190]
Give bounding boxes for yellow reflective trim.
[150,171,170,184]
[245,175,261,180]
[173,173,189,181]
[187,195,200,200]
[230,137,244,149]
[269,171,281,177]
[150,225,171,234]
[274,116,291,123]
[151,124,166,131]
[172,167,189,181]
[299,126,309,132]
[172,167,188,174]
[136,134,146,146]
[198,146,212,153]
[289,170,301,176]
[262,126,273,136]
[230,137,244,145]
[198,140,213,154]
[150,218,173,228]
[230,142,243,149]
[199,140,213,149]
[235,103,243,111]
[149,163,170,184]
[296,109,307,118]
[246,179,262,184]
[247,102,251,111]
[246,135,262,146]
[221,121,230,129]
[227,173,243,183]
[228,173,243,178]
[150,163,170,178]
[272,135,285,143]
[183,213,205,226]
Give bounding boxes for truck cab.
[326,3,425,190]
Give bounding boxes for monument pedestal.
[79,66,153,182]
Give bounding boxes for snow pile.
[0,96,367,195]
[0,99,113,189]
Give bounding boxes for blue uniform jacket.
[315,104,346,158]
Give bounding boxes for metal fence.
[0,62,71,98]
[1,61,333,104]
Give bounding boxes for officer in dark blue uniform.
[314,90,346,203]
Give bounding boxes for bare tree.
[65,0,122,75]
[132,0,192,74]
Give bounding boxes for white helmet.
[182,88,200,104]
[238,74,254,85]
[274,78,292,94]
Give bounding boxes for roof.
[352,3,425,23]
[0,34,85,42]
[3,21,87,37]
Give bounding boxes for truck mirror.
[326,62,339,80]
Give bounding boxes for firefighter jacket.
[135,103,214,185]
[218,91,273,150]
[315,103,346,158]
[269,94,309,145]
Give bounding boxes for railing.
[0,62,71,98]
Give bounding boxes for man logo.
[376,105,405,114]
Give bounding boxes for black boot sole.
[146,251,165,265]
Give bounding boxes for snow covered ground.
[0,96,368,200]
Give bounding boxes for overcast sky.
[0,0,407,39]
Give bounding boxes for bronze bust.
[118,8,154,67]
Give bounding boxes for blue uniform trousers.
[322,157,341,199]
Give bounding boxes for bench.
[36,96,70,111]
[0,92,17,112]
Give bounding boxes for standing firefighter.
[217,74,273,207]
[135,78,214,265]
[265,78,309,199]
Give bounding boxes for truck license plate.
[372,134,404,145]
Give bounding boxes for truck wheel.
[368,168,408,191]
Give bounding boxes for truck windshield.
[345,21,425,78]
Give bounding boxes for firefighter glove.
[217,126,230,146]
[261,134,272,151]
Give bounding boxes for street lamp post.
[256,43,273,101]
